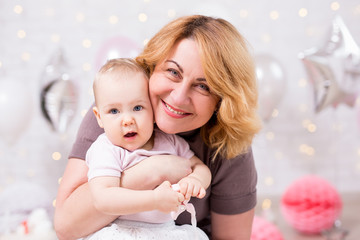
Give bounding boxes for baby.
[84,58,210,239]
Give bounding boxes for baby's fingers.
[185,184,194,200]
[192,185,201,197]
[197,187,206,199]
[179,182,188,196]
[177,192,185,203]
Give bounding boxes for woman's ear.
[93,106,104,128]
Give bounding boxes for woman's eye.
[109,109,119,114]
[133,105,143,111]
[198,83,210,92]
[167,68,179,77]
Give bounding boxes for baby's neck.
[138,133,155,151]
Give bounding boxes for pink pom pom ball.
[281,175,342,234]
[251,216,284,240]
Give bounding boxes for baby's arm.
[177,155,211,200]
[89,176,184,215]
[120,155,192,190]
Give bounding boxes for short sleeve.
[169,133,195,160]
[210,148,257,214]
[69,104,104,160]
[86,135,122,180]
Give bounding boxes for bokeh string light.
[138,13,147,22]
[13,5,23,14]
[167,9,176,18]
[269,10,279,20]
[108,15,119,24]
[331,1,341,11]
[298,8,308,17]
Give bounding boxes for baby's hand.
[153,181,184,213]
[177,176,206,200]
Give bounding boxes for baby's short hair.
[93,58,148,103]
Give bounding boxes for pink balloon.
[94,36,141,71]
[281,175,342,234]
[251,216,284,240]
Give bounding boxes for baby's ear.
[93,106,104,128]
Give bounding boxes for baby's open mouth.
[124,132,137,138]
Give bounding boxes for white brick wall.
[0,0,360,206]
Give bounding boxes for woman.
[54,15,261,240]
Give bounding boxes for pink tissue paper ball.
[251,216,284,240]
[280,175,342,234]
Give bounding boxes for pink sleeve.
[85,135,123,180]
[171,134,195,160]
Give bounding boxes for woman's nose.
[170,81,191,106]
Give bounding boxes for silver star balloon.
[322,220,349,240]
[299,16,360,113]
[40,49,78,133]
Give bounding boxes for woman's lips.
[162,100,190,118]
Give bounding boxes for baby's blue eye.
[134,105,143,111]
[110,109,119,114]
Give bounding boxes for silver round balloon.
[255,54,286,122]
[40,49,78,133]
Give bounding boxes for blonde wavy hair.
[136,15,262,160]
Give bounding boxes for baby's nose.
[122,115,135,126]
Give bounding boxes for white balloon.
[0,79,33,145]
[255,54,286,122]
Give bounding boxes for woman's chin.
[156,124,178,134]
[155,119,182,134]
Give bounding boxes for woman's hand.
[121,155,192,190]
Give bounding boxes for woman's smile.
[162,100,190,117]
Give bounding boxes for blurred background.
[0,0,359,239]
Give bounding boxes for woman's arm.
[211,208,255,240]
[54,158,117,240]
[54,155,191,239]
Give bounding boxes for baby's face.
[94,71,154,151]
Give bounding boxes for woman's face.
[149,38,220,134]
